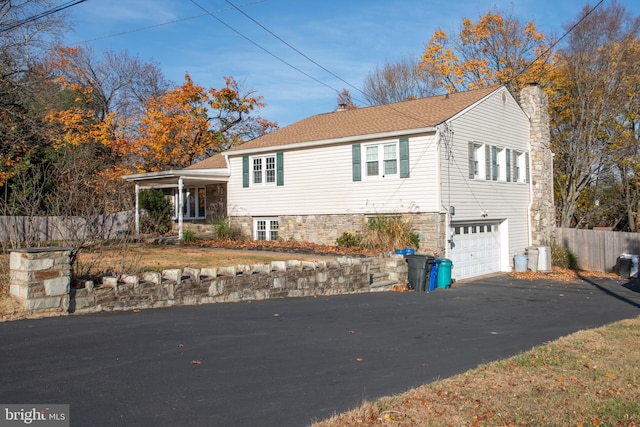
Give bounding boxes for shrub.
[361,216,418,252]
[551,242,579,270]
[211,217,242,240]
[139,189,172,235]
[181,229,198,243]
[336,232,363,247]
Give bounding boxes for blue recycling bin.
[428,259,440,291]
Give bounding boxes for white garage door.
[449,222,501,280]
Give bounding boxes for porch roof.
[122,168,229,188]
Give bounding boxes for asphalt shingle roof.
[184,153,227,170]
[228,86,499,152]
[185,86,500,170]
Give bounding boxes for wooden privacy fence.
[0,211,135,245]
[555,228,640,273]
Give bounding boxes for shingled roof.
[184,153,227,170]
[227,86,499,153]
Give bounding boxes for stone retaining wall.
[10,249,409,315]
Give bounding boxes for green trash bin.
[436,258,452,289]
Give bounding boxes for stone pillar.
[9,247,72,312]
[520,84,555,246]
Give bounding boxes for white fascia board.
[122,169,229,182]
[122,170,183,181]
[227,127,437,156]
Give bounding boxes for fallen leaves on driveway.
[508,267,620,283]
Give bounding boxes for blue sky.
[64,0,639,127]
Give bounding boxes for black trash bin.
[406,255,434,292]
[617,256,632,279]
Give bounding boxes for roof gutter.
[122,169,229,182]
[226,126,438,156]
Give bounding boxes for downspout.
[178,177,184,240]
[134,184,140,241]
[527,146,534,247]
[436,123,452,259]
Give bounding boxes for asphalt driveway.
[1,274,639,426]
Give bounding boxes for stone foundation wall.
[231,212,447,252]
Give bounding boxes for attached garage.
[449,221,502,280]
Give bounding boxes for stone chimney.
[519,84,555,246]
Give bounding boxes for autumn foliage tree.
[134,74,277,172]
[420,9,553,94]
[549,3,640,228]
[0,0,69,189]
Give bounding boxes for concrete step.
[370,280,398,292]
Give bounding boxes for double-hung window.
[365,143,398,178]
[254,218,279,241]
[514,151,529,183]
[469,142,487,180]
[352,138,409,181]
[243,153,283,187]
[252,155,276,185]
[495,146,506,181]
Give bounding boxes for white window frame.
[363,142,399,179]
[251,154,277,186]
[254,218,279,241]
[515,151,527,183]
[174,187,206,220]
[496,147,506,181]
[472,143,487,180]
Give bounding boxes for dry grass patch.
[310,317,640,427]
[74,242,338,276]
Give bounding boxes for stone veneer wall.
[520,84,556,246]
[206,183,226,221]
[231,212,447,252]
[9,247,71,312]
[10,248,409,315]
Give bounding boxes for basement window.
[254,218,279,241]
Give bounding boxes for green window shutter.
[506,149,511,182]
[242,156,249,188]
[525,152,531,183]
[491,146,498,181]
[485,145,491,180]
[468,142,475,179]
[352,144,361,182]
[276,152,284,186]
[399,137,410,178]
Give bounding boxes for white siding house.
[124,85,554,281]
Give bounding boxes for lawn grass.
[309,316,640,426]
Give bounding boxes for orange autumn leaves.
[135,75,276,172]
[421,10,553,93]
[43,46,277,180]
